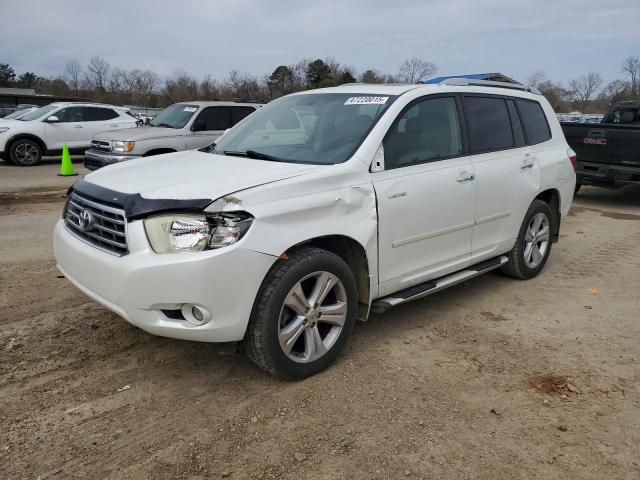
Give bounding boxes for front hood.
[84,150,322,200]
[93,125,183,142]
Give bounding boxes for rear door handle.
[457,172,475,182]
[73,125,83,129]
[108,124,119,127]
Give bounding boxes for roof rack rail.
[439,78,541,95]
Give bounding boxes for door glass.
[54,107,85,123]
[506,100,526,147]
[464,96,514,153]
[83,107,119,121]
[383,97,463,169]
[193,107,231,131]
[230,106,256,125]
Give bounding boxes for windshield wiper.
[223,150,287,162]
[153,122,174,128]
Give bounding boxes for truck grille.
[64,192,128,256]
[91,140,111,152]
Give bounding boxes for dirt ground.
[1,161,639,479]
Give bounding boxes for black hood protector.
[69,179,212,221]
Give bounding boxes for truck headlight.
[111,140,135,153]
[144,212,253,253]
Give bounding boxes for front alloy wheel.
[10,139,42,166]
[244,247,357,380]
[278,271,348,363]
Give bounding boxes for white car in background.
[0,103,137,166]
[1,106,38,121]
[84,101,260,170]
[54,80,576,379]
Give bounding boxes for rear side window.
[384,96,463,168]
[230,106,255,126]
[193,107,231,131]
[516,100,551,144]
[84,107,119,121]
[463,97,513,153]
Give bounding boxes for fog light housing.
[181,304,212,326]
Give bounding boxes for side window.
[463,96,514,153]
[384,97,463,169]
[611,107,639,124]
[506,100,526,147]
[84,107,119,121]
[230,106,255,126]
[192,107,231,131]
[54,107,85,123]
[516,99,551,144]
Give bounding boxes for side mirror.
[46,115,60,123]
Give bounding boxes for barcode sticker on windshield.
[344,96,389,105]
[183,107,198,112]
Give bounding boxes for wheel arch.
[534,188,561,243]
[283,235,371,322]
[6,133,46,156]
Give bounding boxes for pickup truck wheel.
[500,200,554,280]
[243,247,357,380]
[10,139,42,166]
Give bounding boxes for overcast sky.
[2,0,639,86]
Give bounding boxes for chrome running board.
[370,255,509,313]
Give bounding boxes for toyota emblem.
[78,209,94,231]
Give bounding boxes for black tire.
[574,182,581,195]
[243,246,358,380]
[500,200,554,280]
[9,138,42,166]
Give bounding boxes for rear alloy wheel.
[501,199,554,279]
[10,139,42,166]
[243,247,357,379]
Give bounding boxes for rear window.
[516,99,551,144]
[463,96,513,153]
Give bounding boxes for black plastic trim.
[69,179,213,221]
[470,256,503,272]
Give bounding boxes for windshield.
[4,109,33,119]
[150,103,198,129]
[211,93,397,165]
[18,104,58,121]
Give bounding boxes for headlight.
[144,212,253,253]
[0,127,9,134]
[111,140,135,153]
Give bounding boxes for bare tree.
[87,56,110,91]
[65,59,81,94]
[398,57,436,83]
[526,71,547,89]
[569,72,603,112]
[620,56,640,99]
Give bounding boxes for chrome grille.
[91,140,111,152]
[64,192,128,256]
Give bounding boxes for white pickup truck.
[54,80,576,379]
[84,101,260,170]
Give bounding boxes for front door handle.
[73,125,83,129]
[457,172,475,182]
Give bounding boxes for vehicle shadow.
[574,185,640,210]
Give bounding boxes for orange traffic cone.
[58,143,78,176]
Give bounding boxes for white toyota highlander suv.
[53,80,576,379]
[0,102,137,166]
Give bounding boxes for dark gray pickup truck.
[561,101,640,192]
